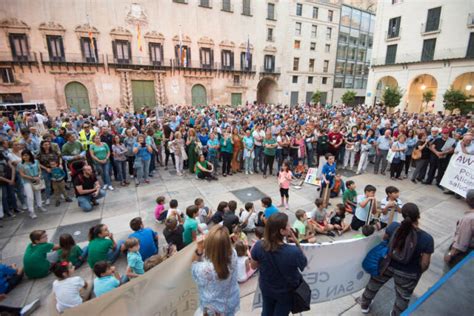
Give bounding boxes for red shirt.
[328,132,343,149]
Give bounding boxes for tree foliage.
[382,86,403,108]
[443,89,468,111]
[311,90,322,104]
[422,90,434,104]
[341,90,357,105]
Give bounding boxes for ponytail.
[392,203,419,251]
[89,224,105,241]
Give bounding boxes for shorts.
[6,273,23,293]
[350,216,366,231]
[280,188,289,198]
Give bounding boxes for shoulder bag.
[268,250,311,313]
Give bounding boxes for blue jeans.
[149,152,156,174]
[114,160,127,182]
[41,170,52,199]
[77,189,106,212]
[95,161,111,186]
[254,145,263,172]
[14,172,26,206]
[107,240,124,263]
[135,159,151,183]
[1,184,17,213]
[261,294,292,316]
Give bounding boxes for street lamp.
[466,84,472,91]
[420,84,426,90]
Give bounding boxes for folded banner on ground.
[64,245,198,316]
[304,167,321,186]
[440,152,474,198]
[252,234,381,309]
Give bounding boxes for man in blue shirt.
[262,197,279,224]
[374,129,392,175]
[128,217,158,261]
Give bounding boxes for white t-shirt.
[252,130,265,146]
[53,276,85,313]
[236,255,249,282]
[166,208,183,221]
[98,119,109,128]
[379,198,403,224]
[239,209,257,230]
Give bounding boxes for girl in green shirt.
[57,234,86,268]
[89,135,113,190]
[262,131,277,178]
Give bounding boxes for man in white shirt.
[98,115,109,128]
[252,124,265,173]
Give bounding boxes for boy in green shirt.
[342,180,357,214]
[23,230,60,279]
[183,205,199,246]
[292,210,317,243]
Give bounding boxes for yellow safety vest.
[78,129,97,150]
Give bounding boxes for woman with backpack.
[358,203,434,316]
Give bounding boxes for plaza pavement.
[0,165,467,315]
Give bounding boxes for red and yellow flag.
[88,31,95,54]
[137,24,142,52]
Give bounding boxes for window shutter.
[160,44,164,63]
[200,48,203,66]
[93,38,98,60]
[80,37,86,59]
[149,43,153,63]
[9,34,17,58]
[59,37,65,60]
[249,53,252,69]
[112,40,118,60]
[187,47,191,67]
[230,51,234,69]
[210,49,214,66]
[127,41,132,62]
[46,36,54,61]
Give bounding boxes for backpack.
[362,240,389,276]
[388,227,418,264]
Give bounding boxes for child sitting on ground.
[342,180,357,214]
[293,160,307,179]
[239,202,257,233]
[154,196,166,222]
[124,238,144,279]
[57,233,87,269]
[23,230,60,279]
[52,261,90,313]
[195,198,212,234]
[93,261,124,297]
[129,217,159,261]
[183,205,199,247]
[379,186,403,229]
[0,262,23,294]
[329,204,351,235]
[235,241,256,283]
[292,210,317,243]
[144,244,177,272]
[230,226,248,244]
[163,217,185,251]
[50,160,73,207]
[330,174,345,198]
[166,199,184,224]
[309,198,336,237]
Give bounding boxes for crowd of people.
[0,102,472,315]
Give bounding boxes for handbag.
[268,251,311,313]
[386,149,395,163]
[32,179,46,191]
[411,148,421,160]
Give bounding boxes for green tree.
[382,86,403,108]
[311,90,322,104]
[341,90,357,105]
[422,90,434,104]
[443,89,468,111]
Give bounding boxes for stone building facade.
[0,0,348,115]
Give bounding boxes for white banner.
[252,234,381,308]
[440,152,474,198]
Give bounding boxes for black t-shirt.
[432,137,447,152]
[0,160,12,185]
[417,140,431,160]
[317,135,329,153]
[211,210,224,224]
[73,173,97,197]
[222,212,240,234]
[386,222,434,275]
[163,225,184,251]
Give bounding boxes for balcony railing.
[0,51,38,64]
[421,19,442,35]
[385,28,401,41]
[40,53,104,65]
[260,66,281,75]
[468,13,474,27]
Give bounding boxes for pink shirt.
[278,170,292,189]
[154,204,165,220]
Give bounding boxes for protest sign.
[440,152,474,198]
[252,234,381,308]
[304,167,321,186]
[64,245,198,316]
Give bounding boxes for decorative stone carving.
[39,22,66,32]
[144,31,165,41]
[125,3,148,27]
[263,45,277,53]
[75,24,99,35]
[172,34,191,44]
[219,40,235,49]
[239,42,254,51]
[197,37,214,48]
[110,26,132,41]
[0,18,30,31]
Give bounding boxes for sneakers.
[55,200,60,207]
[65,197,73,202]
[356,297,371,314]
[108,185,114,191]
[44,198,50,206]
[102,184,108,190]
[20,298,41,316]
[20,204,28,211]
[326,231,336,237]
[38,206,47,212]
[29,212,37,219]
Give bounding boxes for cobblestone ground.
[0,165,465,315]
